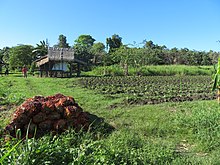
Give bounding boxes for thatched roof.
[35,47,86,67]
[48,47,74,61]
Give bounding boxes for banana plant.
[212,58,220,103]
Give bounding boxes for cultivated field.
[0,75,220,164]
[79,76,215,104]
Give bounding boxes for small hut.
[35,47,86,77]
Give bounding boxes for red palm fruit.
[42,101,54,114]
[33,112,47,123]
[46,95,55,100]
[47,100,56,109]
[15,114,30,125]
[71,119,79,128]
[5,122,22,138]
[58,97,68,106]
[64,106,78,118]
[66,96,75,105]
[33,95,45,101]
[12,105,26,119]
[25,98,34,102]
[5,124,15,135]
[39,120,52,131]
[54,102,64,114]
[24,102,41,117]
[33,101,42,110]
[64,106,72,118]
[47,112,61,120]
[58,96,75,106]
[54,93,65,99]
[53,119,67,131]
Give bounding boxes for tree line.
[0,34,219,73]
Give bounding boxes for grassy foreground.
[0,75,220,164]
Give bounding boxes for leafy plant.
[212,58,220,91]
[212,58,220,103]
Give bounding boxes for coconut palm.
[32,40,48,60]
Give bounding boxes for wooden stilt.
[70,63,72,77]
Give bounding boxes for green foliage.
[212,58,220,91]
[74,35,95,48]
[74,45,92,64]
[104,39,220,67]
[106,34,122,53]
[54,34,70,48]
[0,139,23,164]
[9,45,34,70]
[0,130,176,165]
[0,47,10,64]
[74,34,96,65]
[29,62,36,74]
[89,65,214,76]
[0,76,219,164]
[174,102,220,151]
[90,42,106,65]
[79,75,215,105]
[32,40,48,60]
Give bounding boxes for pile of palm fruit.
[5,93,90,138]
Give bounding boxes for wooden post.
[40,66,43,77]
[70,63,73,77]
[49,61,51,77]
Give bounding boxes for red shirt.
[22,67,27,73]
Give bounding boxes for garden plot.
[79,76,216,104]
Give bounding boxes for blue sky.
[0,0,220,51]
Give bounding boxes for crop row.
[78,76,216,104]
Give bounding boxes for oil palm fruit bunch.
[5,93,90,138]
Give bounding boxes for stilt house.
[35,47,86,77]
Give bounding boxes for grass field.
[0,75,220,164]
[86,65,215,76]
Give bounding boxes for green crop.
[212,58,220,91]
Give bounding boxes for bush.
[86,65,214,76]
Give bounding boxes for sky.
[0,0,220,52]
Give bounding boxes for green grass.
[0,75,220,164]
[85,65,215,76]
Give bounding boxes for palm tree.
[32,40,48,60]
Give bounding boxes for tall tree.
[54,34,70,48]
[73,34,96,63]
[9,45,34,70]
[111,45,134,76]
[1,47,10,64]
[90,42,106,64]
[74,35,95,48]
[144,40,155,49]
[106,34,122,52]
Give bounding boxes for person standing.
[22,65,28,78]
